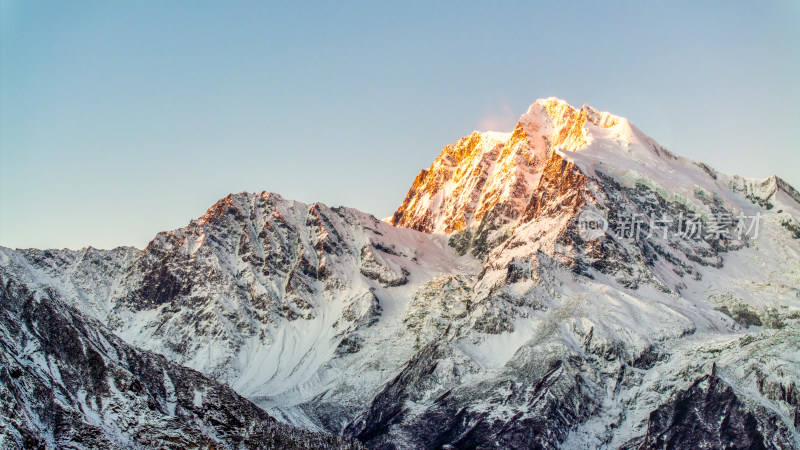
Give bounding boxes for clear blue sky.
[2,1,798,249]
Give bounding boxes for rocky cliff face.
[0,266,361,449]
[623,373,795,449]
[2,99,800,449]
[389,99,620,249]
[1,192,478,435]
[389,126,543,235]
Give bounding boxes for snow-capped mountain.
[1,193,479,437]
[2,98,799,449]
[389,99,620,256]
[360,99,800,448]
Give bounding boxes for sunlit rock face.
[390,98,618,235]
[3,98,800,449]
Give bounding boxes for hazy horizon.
[2,1,799,250]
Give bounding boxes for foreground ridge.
[0,266,362,449]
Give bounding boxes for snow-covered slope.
[0,192,479,433]
[2,98,799,449]
[358,98,800,448]
[0,265,361,449]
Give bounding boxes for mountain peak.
[390,99,628,234]
[197,191,286,226]
[521,98,623,151]
[390,110,547,234]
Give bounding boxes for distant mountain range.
[2,98,798,449]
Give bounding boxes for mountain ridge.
[2,98,799,449]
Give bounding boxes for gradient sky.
[2,1,798,249]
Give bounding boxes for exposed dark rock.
[0,268,362,449]
[626,374,795,449]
